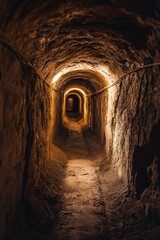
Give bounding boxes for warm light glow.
[52,71,63,83]
[51,63,115,86]
[64,87,86,97]
[62,87,88,130]
[52,63,118,170]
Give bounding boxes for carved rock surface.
[0,0,160,239]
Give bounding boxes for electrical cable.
[86,62,160,97]
[0,30,58,92]
[1,30,160,96]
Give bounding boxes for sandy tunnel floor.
[53,127,107,240]
[51,126,160,240]
[19,126,160,240]
[54,159,107,240]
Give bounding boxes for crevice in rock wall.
[132,121,160,223]
[132,121,160,198]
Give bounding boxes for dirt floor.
[52,125,160,240]
[52,127,107,240]
[18,123,160,240]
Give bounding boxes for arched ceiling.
[53,68,111,89]
[0,0,160,83]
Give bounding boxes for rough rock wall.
[130,68,160,197]
[0,0,160,226]
[24,70,52,197]
[0,39,53,239]
[51,91,62,143]
[109,67,160,197]
[92,91,108,144]
[0,42,28,239]
[4,0,158,80]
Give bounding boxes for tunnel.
[0,0,160,239]
[66,94,81,116]
[64,89,85,123]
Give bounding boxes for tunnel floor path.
[53,127,108,240]
[48,126,160,240]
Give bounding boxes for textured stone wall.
[0,42,28,239]
[92,91,108,144]
[108,67,160,198]
[0,0,160,234]
[24,71,52,196]
[51,90,62,143]
[0,40,53,239]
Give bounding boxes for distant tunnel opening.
[53,73,109,144]
[66,94,82,120]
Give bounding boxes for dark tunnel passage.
[66,95,80,115]
[0,0,160,240]
[66,93,82,120]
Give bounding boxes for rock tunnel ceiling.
[1,0,160,82]
[0,0,160,240]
